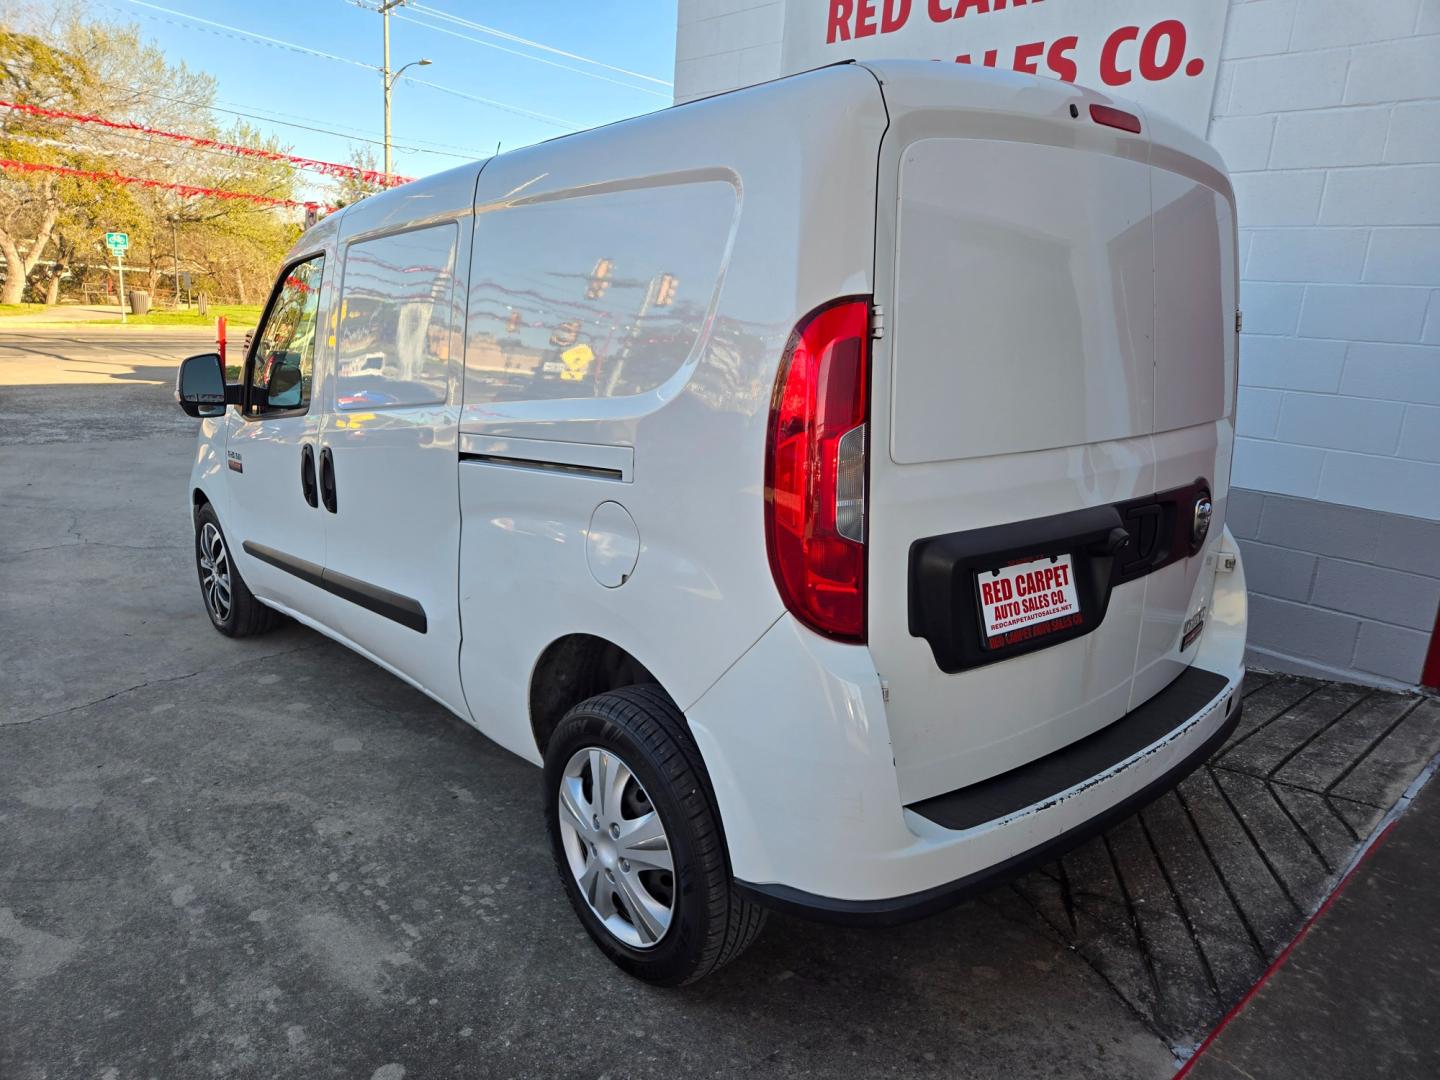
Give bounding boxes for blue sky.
[85,0,677,187]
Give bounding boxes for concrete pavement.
[0,327,217,446]
[1185,776,1440,1079]
[1,326,1436,1078]
[0,327,1176,1078]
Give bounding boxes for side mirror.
[175,352,231,418]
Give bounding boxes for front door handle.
[319,447,337,513]
[300,444,318,508]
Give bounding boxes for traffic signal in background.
[586,258,612,300]
[654,272,678,306]
[549,319,582,347]
[505,309,522,334]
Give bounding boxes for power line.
[392,11,668,99]
[204,94,488,159]
[111,0,581,129]
[119,0,372,70]
[129,88,485,162]
[402,76,578,127]
[410,4,672,88]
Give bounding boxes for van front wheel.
[543,685,766,985]
[193,503,279,637]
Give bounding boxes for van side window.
[247,255,325,417]
[336,223,459,410]
[464,181,736,406]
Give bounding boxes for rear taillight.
[764,297,870,643]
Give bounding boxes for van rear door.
[861,63,1236,806]
[1133,138,1238,705]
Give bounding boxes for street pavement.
[1185,777,1440,1079]
[0,303,139,325]
[0,326,218,446]
[1,326,1436,1079]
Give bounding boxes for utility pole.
[382,0,395,178]
[376,0,429,179]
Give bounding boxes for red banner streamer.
[0,157,337,212]
[0,99,415,187]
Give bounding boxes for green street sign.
[104,231,129,252]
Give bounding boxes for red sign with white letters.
[782,0,1227,133]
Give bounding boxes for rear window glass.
[336,223,460,410]
[463,181,735,406]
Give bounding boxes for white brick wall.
[1219,3,1440,521]
[672,0,1440,523]
[673,0,785,103]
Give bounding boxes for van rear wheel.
[543,685,766,985]
[194,503,279,637]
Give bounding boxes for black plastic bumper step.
[908,666,1231,831]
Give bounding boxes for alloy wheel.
[198,521,232,623]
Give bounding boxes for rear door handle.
[319,447,337,514]
[1116,503,1165,579]
[300,444,318,508]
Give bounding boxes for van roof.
[292,59,1227,265]
[853,58,1227,181]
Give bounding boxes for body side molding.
[242,541,428,633]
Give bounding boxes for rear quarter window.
[463,180,735,407]
[336,223,460,410]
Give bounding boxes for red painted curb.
[1173,819,1398,1079]
[1421,603,1440,690]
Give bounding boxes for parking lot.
[3,326,1438,1080]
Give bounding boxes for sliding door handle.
[300,444,318,508]
[319,447,337,513]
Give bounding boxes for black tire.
[543,685,767,985]
[193,502,280,638]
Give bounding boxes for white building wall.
[1213,1,1440,522]
[672,0,1440,686]
[674,1,785,104]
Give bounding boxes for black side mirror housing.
[175,353,239,418]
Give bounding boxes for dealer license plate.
[976,553,1083,649]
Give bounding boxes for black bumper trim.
[910,667,1228,831]
[734,691,1241,928]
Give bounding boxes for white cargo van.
[176,61,1248,985]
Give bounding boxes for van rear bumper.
[734,678,1241,927]
[685,530,1248,921]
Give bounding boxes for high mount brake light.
[764,297,870,643]
[1090,103,1142,134]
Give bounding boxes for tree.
[172,119,305,304]
[333,145,385,209]
[1,4,310,305]
[38,158,145,304]
[0,28,87,303]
